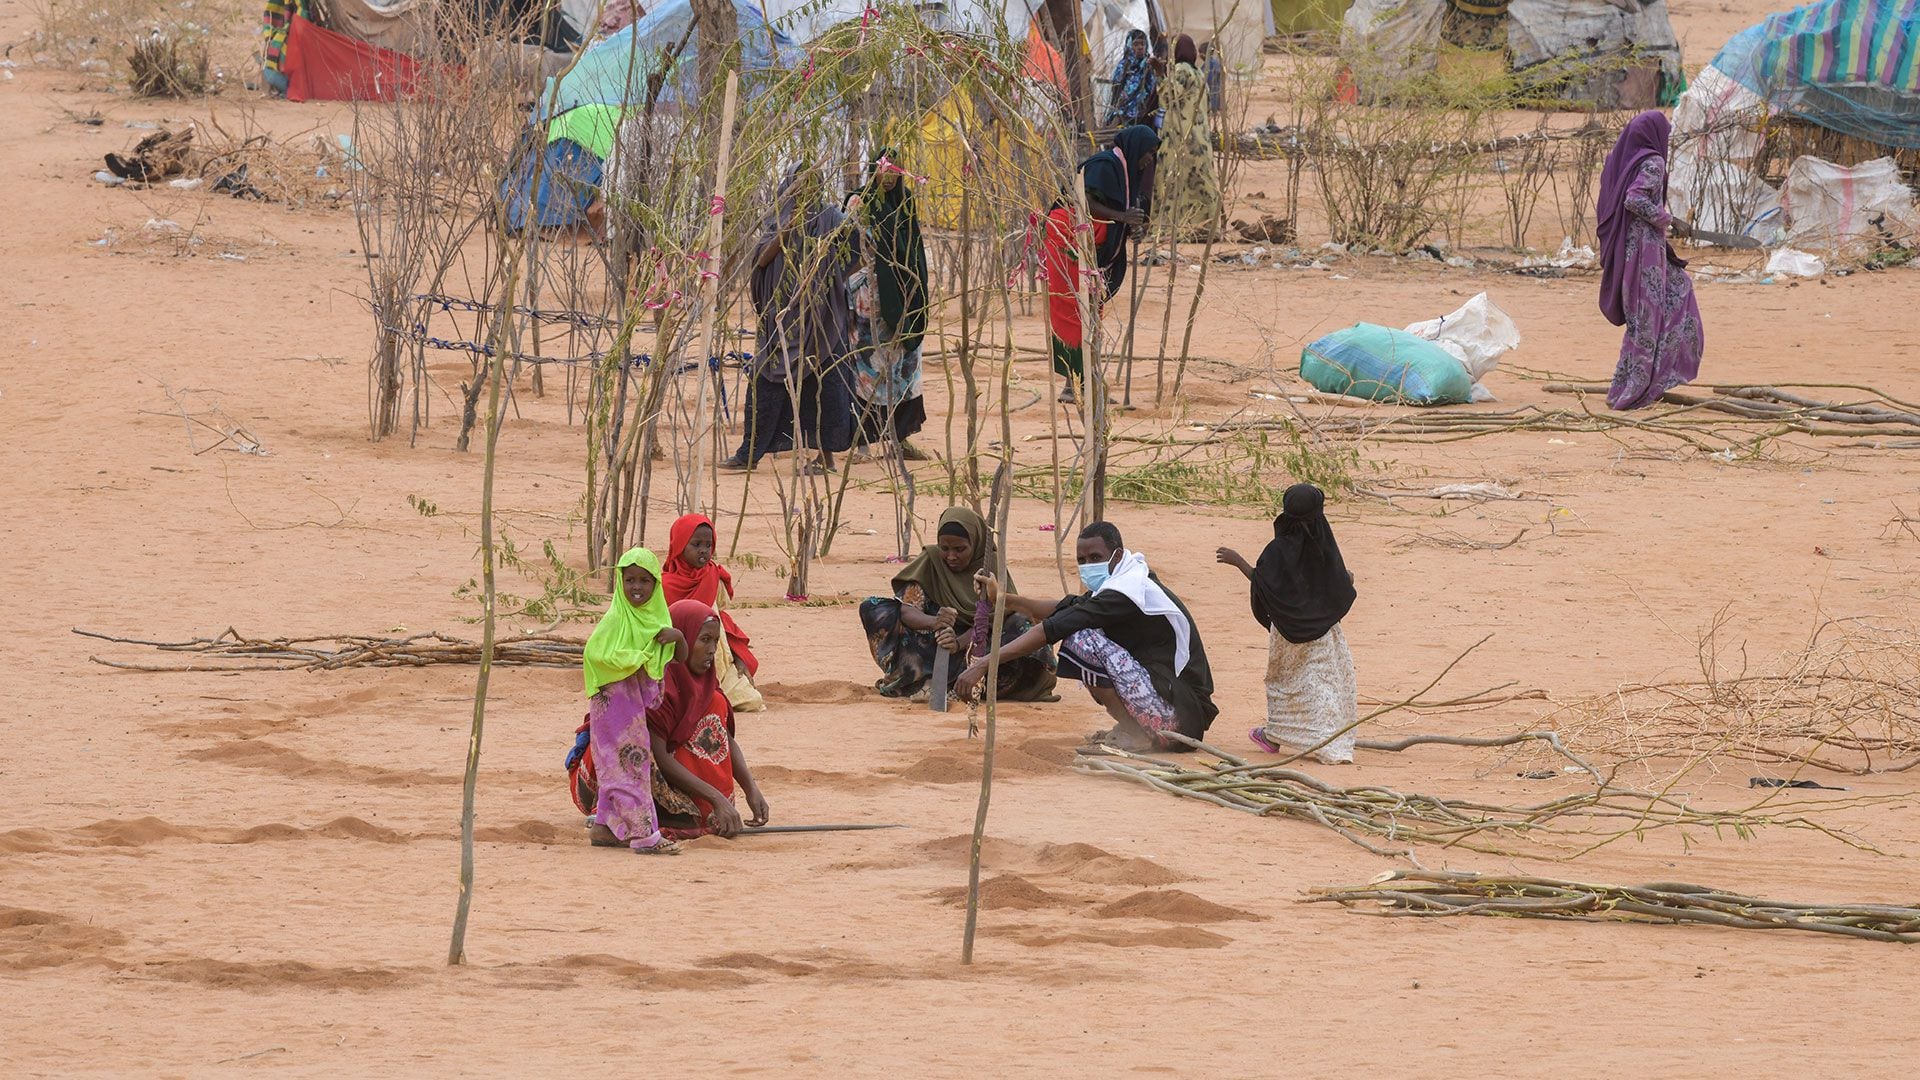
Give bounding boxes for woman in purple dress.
[1595,112,1703,410]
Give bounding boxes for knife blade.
[930,647,950,712]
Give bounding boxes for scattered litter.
[1329,273,1349,281]
[123,120,158,130]
[1518,237,1597,270]
[211,165,266,200]
[217,252,247,262]
[167,177,202,190]
[1445,255,1476,269]
[1749,777,1848,791]
[1404,291,1520,403]
[1765,247,1826,278]
[142,218,183,236]
[1424,482,1521,500]
[93,170,126,187]
[86,229,118,248]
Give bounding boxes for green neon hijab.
[582,547,674,696]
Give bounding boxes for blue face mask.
[1078,560,1112,593]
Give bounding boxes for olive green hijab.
[890,507,1009,633]
[582,547,675,696]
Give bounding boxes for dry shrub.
[129,32,210,97]
[1546,611,1920,779]
[31,0,248,82]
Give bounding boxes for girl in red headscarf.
[649,600,771,840]
[661,513,764,712]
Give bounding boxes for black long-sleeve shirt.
[1041,575,1217,739]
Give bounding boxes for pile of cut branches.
[75,627,583,672]
[1074,739,1905,860]
[1306,870,1920,943]
[1208,382,1920,454]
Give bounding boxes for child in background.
[661,514,765,712]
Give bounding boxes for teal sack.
[1300,323,1473,405]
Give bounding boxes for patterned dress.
[1259,624,1358,764]
[587,671,667,850]
[1156,63,1221,242]
[1609,158,1703,410]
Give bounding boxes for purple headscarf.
[1595,111,1673,327]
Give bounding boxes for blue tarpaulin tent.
[503,0,803,230]
[1710,0,1920,149]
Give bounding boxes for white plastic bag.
[1404,292,1520,401]
[1765,248,1826,278]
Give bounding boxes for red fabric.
[661,514,757,675]
[671,698,736,823]
[283,14,421,102]
[1022,22,1069,99]
[1042,207,1108,349]
[647,600,724,747]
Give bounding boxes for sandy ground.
[5,4,1920,1076]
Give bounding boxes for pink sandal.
[1248,727,1283,754]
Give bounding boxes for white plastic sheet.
[1781,156,1920,254]
[1404,291,1520,402]
[1765,248,1826,278]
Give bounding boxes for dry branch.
[74,627,582,672]
[1306,870,1920,944]
[1074,738,1906,861]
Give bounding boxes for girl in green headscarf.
[856,507,1056,702]
[583,548,687,853]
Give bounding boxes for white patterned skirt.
[1260,623,1357,764]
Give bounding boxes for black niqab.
[1251,484,1356,644]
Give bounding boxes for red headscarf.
[648,600,725,748]
[661,513,758,675]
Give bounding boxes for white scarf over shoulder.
[1093,550,1192,674]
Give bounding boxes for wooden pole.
[963,340,1020,965]
[691,71,740,519]
[448,251,520,967]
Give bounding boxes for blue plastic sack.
[1300,323,1474,405]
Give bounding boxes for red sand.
[4,2,1919,1075]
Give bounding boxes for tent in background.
[283,13,423,101]
[1670,0,1920,246]
[1271,0,1351,35]
[276,0,593,101]
[1340,0,1682,109]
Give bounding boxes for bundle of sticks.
[1307,870,1920,943]
[74,627,584,673]
[1074,738,1904,859]
[1209,383,1920,450]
